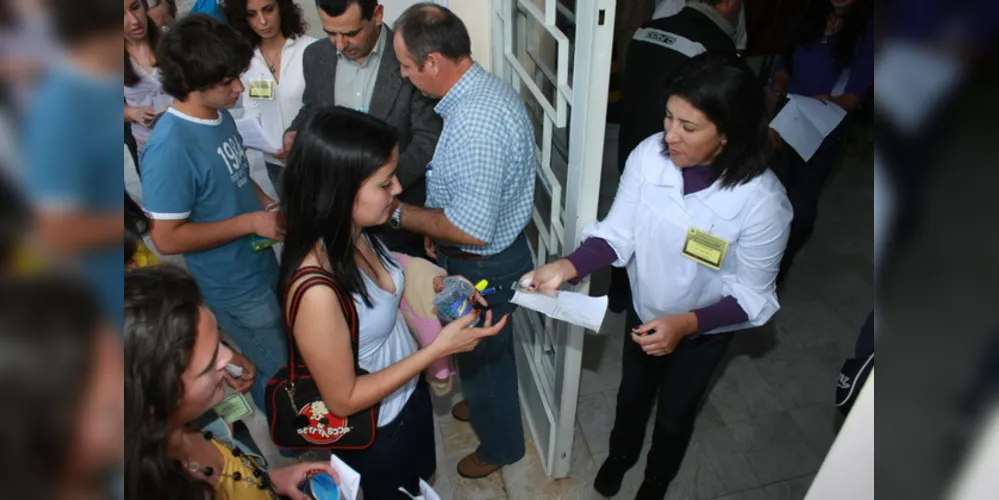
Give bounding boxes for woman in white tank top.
[278,107,509,499]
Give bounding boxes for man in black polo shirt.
[609,0,742,313]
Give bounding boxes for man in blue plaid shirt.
[389,3,536,479]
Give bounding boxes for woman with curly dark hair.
[124,265,339,500]
[224,0,317,192]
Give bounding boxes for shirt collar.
[338,25,386,67]
[434,62,485,118]
[256,36,299,59]
[685,1,736,41]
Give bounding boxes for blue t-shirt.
[22,66,124,329]
[141,108,278,309]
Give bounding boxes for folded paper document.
[511,281,608,332]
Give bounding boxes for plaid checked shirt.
[425,63,536,256]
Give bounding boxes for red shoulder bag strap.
[283,266,360,384]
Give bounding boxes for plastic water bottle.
[432,277,478,324]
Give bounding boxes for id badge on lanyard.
[249,79,275,100]
[681,227,729,270]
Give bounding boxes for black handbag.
[265,266,378,450]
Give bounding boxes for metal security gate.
[491,0,616,478]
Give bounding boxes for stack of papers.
[235,116,282,155]
[770,94,847,161]
[511,285,608,333]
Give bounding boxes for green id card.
[213,393,253,424]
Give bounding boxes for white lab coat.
[583,134,792,333]
[239,35,318,166]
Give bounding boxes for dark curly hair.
[156,14,253,100]
[223,0,307,48]
[124,265,214,500]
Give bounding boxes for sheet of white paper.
[235,116,281,154]
[770,94,847,161]
[330,454,361,500]
[511,289,608,332]
[398,478,442,500]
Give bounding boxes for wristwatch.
[389,202,404,229]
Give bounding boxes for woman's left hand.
[269,461,341,500]
[432,275,488,307]
[630,313,698,356]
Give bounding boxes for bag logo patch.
[296,400,352,444]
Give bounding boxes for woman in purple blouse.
[523,53,792,500]
[768,0,874,282]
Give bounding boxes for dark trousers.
[772,126,846,282]
[608,306,732,482]
[335,380,436,499]
[436,233,533,465]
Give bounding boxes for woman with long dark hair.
[278,106,507,498]
[768,0,874,282]
[124,0,172,151]
[223,0,316,192]
[524,53,792,500]
[124,265,338,500]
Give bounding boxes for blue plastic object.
[432,277,477,324]
[190,0,225,21]
[300,471,339,500]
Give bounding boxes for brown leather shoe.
[451,399,470,422]
[457,452,500,479]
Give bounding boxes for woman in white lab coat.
[523,53,792,500]
[223,0,317,193]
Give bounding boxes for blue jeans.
[210,287,289,410]
[437,233,533,465]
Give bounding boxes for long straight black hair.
[279,107,400,308]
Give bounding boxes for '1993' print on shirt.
[216,136,249,187]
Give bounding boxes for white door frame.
[491,0,616,478]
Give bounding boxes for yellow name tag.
[248,79,275,99]
[682,228,729,270]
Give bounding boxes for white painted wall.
[805,373,874,500]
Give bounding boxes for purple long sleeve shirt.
[566,165,749,334]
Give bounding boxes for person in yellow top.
[126,193,160,269]
[124,265,340,500]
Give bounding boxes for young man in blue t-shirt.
[141,14,284,409]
